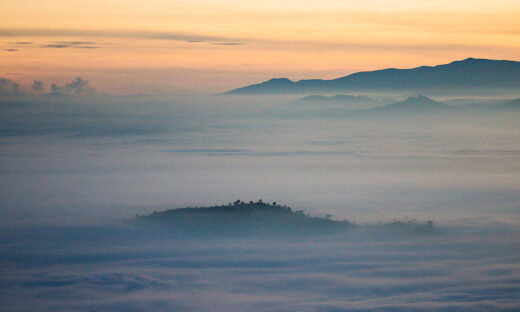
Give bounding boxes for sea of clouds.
[1,91,520,310]
[1,225,520,311]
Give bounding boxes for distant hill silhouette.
[225,58,520,94]
[373,95,451,113]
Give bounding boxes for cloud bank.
[50,77,97,96]
[31,80,43,92]
[0,76,99,96]
[1,226,519,312]
[0,77,23,95]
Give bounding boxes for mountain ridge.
[225,58,520,94]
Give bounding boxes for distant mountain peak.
[266,78,292,83]
[455,57,508,63]
[458,57,480,62]
[402,95,439,103]
[407,94,431,100]
[376,95,451,112]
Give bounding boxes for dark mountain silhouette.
[225,58,520,94]
[373,95,451,113]
[494,98,520,110]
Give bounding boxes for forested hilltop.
[132,200,434,238]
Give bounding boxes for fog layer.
[1,93,520,311]
[1,94,520,226]
[1,225,520,311]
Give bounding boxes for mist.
[2,222,520,311]
[1,92,520,226]
[1,91,520,311]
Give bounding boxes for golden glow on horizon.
[1,0,520,94]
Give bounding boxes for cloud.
[164,148,354,157]
[0,77,98,98]
[0,77,23,95]
[31,80,43,92]
[211,42,244,46]
[7,41,96,50]
[55,41,96,45]
[1,225,519,312]
[0,27,511,53]
[41,44,73,48]
[453,149,520,155]
[50,77,97,96]
[0,28,244,46]
[45,41,99,49]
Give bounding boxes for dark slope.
[225,58,520,94]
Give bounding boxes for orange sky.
[2,0,520,94]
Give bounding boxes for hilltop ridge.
[131,200,435,238]
[133,200,351,237]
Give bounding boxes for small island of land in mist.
[131,200,435,238]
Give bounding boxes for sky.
[2,0,520,94]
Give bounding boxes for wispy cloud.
[39,41,98,49]
[0,27,513,53]
[212,42,244,46]
[0,28,244,45]
[55,41,96,45]
[41,44,72,48]
[164,148,354,157]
